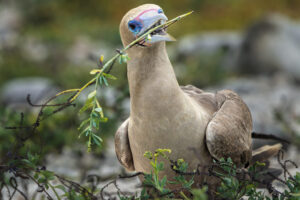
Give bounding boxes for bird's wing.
[181,85,253,166]
[115,118,135,171]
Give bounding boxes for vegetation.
[1,141,299,199]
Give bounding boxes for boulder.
[175,31,241,70]
[0,77,59,110]
[237,14,300,80]
[0,6,21,49]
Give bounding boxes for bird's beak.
[136,10,175,44]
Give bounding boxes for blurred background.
[0,0,300,197]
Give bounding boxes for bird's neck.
[127,42,183,116]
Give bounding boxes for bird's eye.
[129,23,136,30]
[128,20,142,34]
[158,9,163,14]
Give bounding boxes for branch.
[252,131,290,144]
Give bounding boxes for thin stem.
[180,191,191,200]
[55,89,80,97]
[49,184,61,200]
[88,133,92,152]
[54,11,193,104]
[69,77,97,102]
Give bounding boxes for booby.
[115,3,281,186]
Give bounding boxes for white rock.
[0,77,59,110]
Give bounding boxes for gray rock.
[176,31,241,70]
[269,145,300,193]
[102,87,122,107]
[0,6,21,49]
[86,139,124,181]
[67,36,114,66]
[21,37,49,62]
[174,14,300,80]
[46,148,81,178]
[46,139,125,183]
[237,14,300,80]
[177,31,241,56]
[0,77,59,109]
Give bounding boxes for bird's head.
[120,4,174,48]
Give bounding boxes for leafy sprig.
[52,11,193,151]
[142,149,200,199]
[143,149,172,196]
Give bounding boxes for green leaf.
[78,118,90,130]
[41,170,55,179]
[85,129,91,136]
[146,34,152,41]
[27,152,39,164]
[55,185,67,193]
[94,107,102,113]
[183,179,194,189]
[80,126,91,137]
[79,97,94,113]
[119,54,130,64]
[100,117,108,122]
[78,126,88,138]
[21,159,35,168]
[255,161,266,167]
[227,157,233,163]
[79,103,93,113]
[90,69,101,75]
[92,134,102,146]
[144,151,153,160]
[150,161,156,169]
[38,177,47,184]
[157,162,164,171]
[102,76,109,86]
[155,148,171,159]
[34,173,39,180]
[90,118,99,129]
[99,76,103,85]
[223,177,232,185]
[93,134,103,142]
[118,56,122,64]
[191,187,208,200]
[161,176,167,187]
[291,192,300,197]
[88,90,97,99]
[91,111,100,118]
[103,73,117,80]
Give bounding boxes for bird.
[115,3,281,191]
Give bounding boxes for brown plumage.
[115,3,281,190]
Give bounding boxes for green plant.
[115,149,206,199]
[2,144,299,199]
[114,148,207,200]
[170,158,194,189]
[215,157,245,199]
[281,172,300,200]
[143,149,172,196]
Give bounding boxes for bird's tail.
[250,143,282,187]
[251,143,282,164]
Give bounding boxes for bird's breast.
[128,95,212,174]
